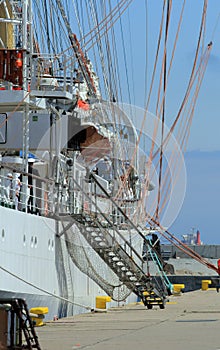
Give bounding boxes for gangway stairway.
[58,174,172,309]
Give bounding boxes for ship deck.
[37,289,220,350]
[0,90,46,112]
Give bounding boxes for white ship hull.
[0,205,138,320]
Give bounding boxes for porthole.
[34,236,37,247]
[23,234,26,246]
[1,229,5,241]
[48,239,51,250]
[30,236,34,248]
[51,240,54,250]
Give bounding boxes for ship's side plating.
[0,204,131,320]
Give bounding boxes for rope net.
[64,223,132,301]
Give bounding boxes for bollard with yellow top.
[201,280,211,291]
[173,284,185,295]
[95,296,111,309]
[29,307,48,326]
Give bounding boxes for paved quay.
[37,290,220,350]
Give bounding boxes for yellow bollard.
[173,284,185,295]
[201,280,211,291]
[30,307,48,326]
[95,296,111,309]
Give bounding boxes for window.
[0,114,7,144]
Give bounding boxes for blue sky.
[170,151,220,244]
[125,1,220,243]
[128,0,220,151]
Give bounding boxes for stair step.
[121,267,129,271]
[90,232,100,236]
[108,252,116,256]
[129,276,138,281]
[116,261,125,266]
[125,271,133,276]
[98,241,108,247]
[94,237,103,241]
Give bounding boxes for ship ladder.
[59,176,169,309]
[0,298,41,350]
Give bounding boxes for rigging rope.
[155,0,172,223]
[141,0,208,223]
[114,0,166,202]
[146,214,219,274]
[143,0,185,217]
[152,0,208,161]
[0,265,93,311]
[107,0,123,102]
[148,44,211,223]
[89,0,110,99]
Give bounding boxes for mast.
[55,0,97,99]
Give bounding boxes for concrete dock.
[37,290,220,350]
